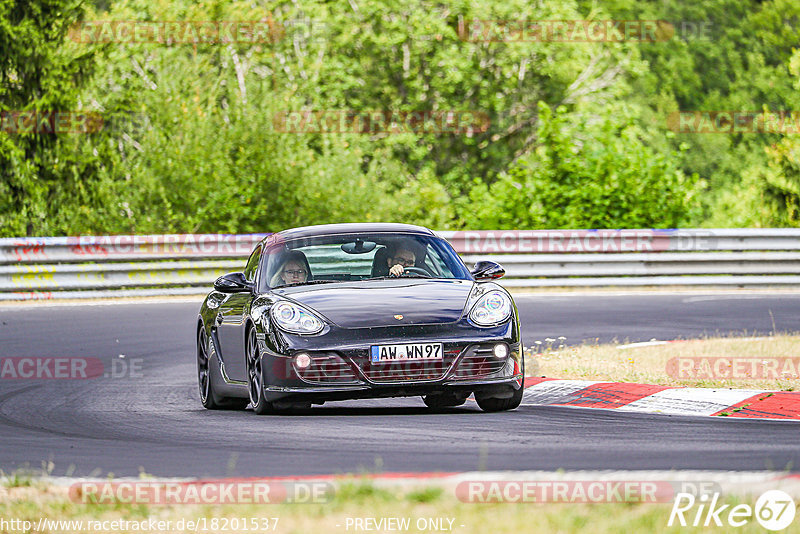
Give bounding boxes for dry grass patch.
[525,335,800,390]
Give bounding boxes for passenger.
[270,251,310,286]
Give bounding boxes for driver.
[387,244,417,277]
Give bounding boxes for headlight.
[270,301,324,334]
[469,290,512,326]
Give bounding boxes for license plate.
[370,343,443,363]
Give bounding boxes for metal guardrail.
[1,229,799,300]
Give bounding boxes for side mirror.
[471,261,505,281]
[214,272,253,293]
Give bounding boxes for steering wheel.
[401,266,431,277]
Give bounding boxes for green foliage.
[756,50,800,227]
[0,0,96,236]
[461,102,698,229]
[708,49,800,227]
[2,0,800,235]
[583,0,800,226]
[754,133,800,227]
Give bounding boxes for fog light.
[294,352,312,369]
[493,343,508,359]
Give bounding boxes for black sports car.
[196,223,524,414]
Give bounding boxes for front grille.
[452,344,508,379]
[295,353,360,385]
[357,346,462,383]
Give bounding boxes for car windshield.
[259,233,471,290]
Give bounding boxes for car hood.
[273,279,475,328]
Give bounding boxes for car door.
[215,245,261,383]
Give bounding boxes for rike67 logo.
[669,490,796,530]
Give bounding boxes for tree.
[460,102,698,229]
[0,0,95,236]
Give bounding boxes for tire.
[423,393,468,408]
[475,385,524,412]
[246,326,275,415]
[197,327,248,410]
[474,359,525,412]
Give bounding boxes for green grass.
[2,478,798,533]
[1,469,36,488]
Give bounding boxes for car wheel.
[423,393,469,408]
[246,326,274,415]
[198,328,248,410]
[475,359,525,412]
[475,385,524,412]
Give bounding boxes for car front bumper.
[255,315,523,403]
[258,341,523,403]
[261,376,523,404]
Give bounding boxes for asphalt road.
[0,292,798,478]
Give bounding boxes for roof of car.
[262,223,435,244]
